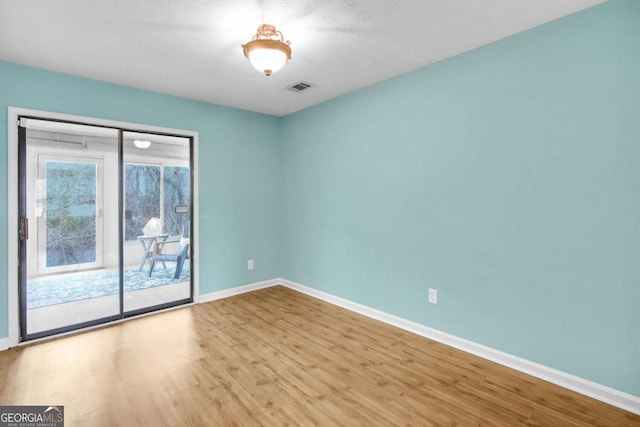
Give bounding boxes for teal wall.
[1,0,639,399]
[281,0,640,396]
[0,61,282,339]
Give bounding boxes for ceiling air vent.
[287,81,315,93]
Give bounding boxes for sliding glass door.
[122,131,192,313]
[18,117,193,341]
[20,119,120,337]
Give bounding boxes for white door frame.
[7,106,200,348]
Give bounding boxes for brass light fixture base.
[242,24,292,76]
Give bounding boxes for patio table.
[136,234,169,271]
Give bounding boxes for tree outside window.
[124,164,189,240]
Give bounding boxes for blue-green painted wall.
[281,0,640,396]
[0,61,282,339]
[1,0,639,399]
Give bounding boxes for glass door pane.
[22,119,120,337]
[122,132,192,312]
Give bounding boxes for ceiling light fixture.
[242,24,291,77]
[134,139,151,149]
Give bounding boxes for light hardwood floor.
[1,286,638,426]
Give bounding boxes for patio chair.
[148,221,190,279]
[137,217,169,270]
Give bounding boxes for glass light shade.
[248,48,288,76]
[134,139,151,149]
[242,25,292,76]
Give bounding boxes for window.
[45,160,98,267]
[124,163,190,240]
[124,164,161,241]
[163,166,190,236]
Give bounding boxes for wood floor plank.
[0,285,638,426]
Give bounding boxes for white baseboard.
[197,278,280,304]
[278,278,640,416]
[2,276,636,414]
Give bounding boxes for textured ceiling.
[0,0,605,116]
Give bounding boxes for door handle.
[19,217,29,240]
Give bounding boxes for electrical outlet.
[248,259,254,270]
[428,288,438,304]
